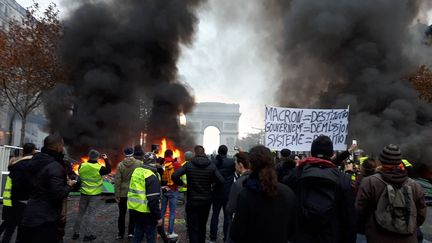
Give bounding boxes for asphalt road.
[0,195,431,243]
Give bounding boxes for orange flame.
[156,138,182,160]
[72,156,106,175]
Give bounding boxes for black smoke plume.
[44,0,201,160]
[272,0,432,165]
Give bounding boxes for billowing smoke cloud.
[271,0,432,165]
[44,0,201,159]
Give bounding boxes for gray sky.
[16,0,432,139]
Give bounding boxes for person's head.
[43,134,64,153]
[311,135,334,160]
[133,144,144,157]
[164,149,173,158]
[361,158,378,176]
[379,144,402,167]
[234,152,250,174]
[194,145,205,156]
[184,151,194,161]
[143,152,156,164]
[218,145,228,156]
[280,149,291,158]
[289,154,301,166]
[88,149,100,161]
[124,147,134,157]
[249,145,278,198]
[23,143,36,156]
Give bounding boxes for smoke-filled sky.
[16,0,432,165]
[16,0,432,139]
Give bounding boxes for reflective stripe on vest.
[127,167,156,213]
[179,161,187,192]
[3,176,12,207]
[79,162,103,195]
[351,173,356,182]
[402,159,412,168]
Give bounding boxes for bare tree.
[0,3,63,145]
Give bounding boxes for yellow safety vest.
[402,159,412,168]
[351,173,356,182]
[179,161,188,192]
[3,176,12,207]
[79,162,103,195]
[127,167,155,213]
[359,157,369,165]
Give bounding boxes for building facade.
[0,0,26,30]
[0,0,48,148]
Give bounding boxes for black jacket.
[283,157,356,243]
[172,155,224,206]
[9,155,33,203]
[275,157,296,182]
[226,171,250,217]
[130,166,161,225]
[21,148,71,227]
[212,155,236,201]
[230,175,297,243]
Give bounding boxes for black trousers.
[118,197,136,236]
[186,203,211,243]
[1,202,26,243]
[20,221,57,243]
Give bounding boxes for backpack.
[298,164,341,227]
[162,163,175,187]
[373,174,417,235]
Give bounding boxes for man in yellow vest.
[179,151,193,205]
[128,163,162,243]
[72,149,111,241]
[1,143,35,243]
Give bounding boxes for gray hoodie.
[115,157,142,197]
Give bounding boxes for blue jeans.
[210,199,229,241]
[161,190,179,234]
[133,223,156,243]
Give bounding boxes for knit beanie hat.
[124,147,134,157]
[88,149,100,161]
[311,135,334,159]
[143,152,156,164]
[379,144,402,165]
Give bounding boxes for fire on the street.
[157,138,182,160]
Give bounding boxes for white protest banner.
[264,105,349,151]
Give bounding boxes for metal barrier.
[0,145,22,199]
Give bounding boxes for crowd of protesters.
[0,133,430,243]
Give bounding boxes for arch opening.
[203,126,220,155]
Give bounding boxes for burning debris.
[156,138,183,161]
[44,0,201,161]
[268,0,432,165]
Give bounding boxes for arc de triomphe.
[186,102,241,154]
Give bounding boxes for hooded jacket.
[356,168,427,243]
[21,148,71,227]
[230,174,297,243]
[9,155,33,202]
[283,157,356,243]
[172,155,224,206]
[115,157,142,198]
